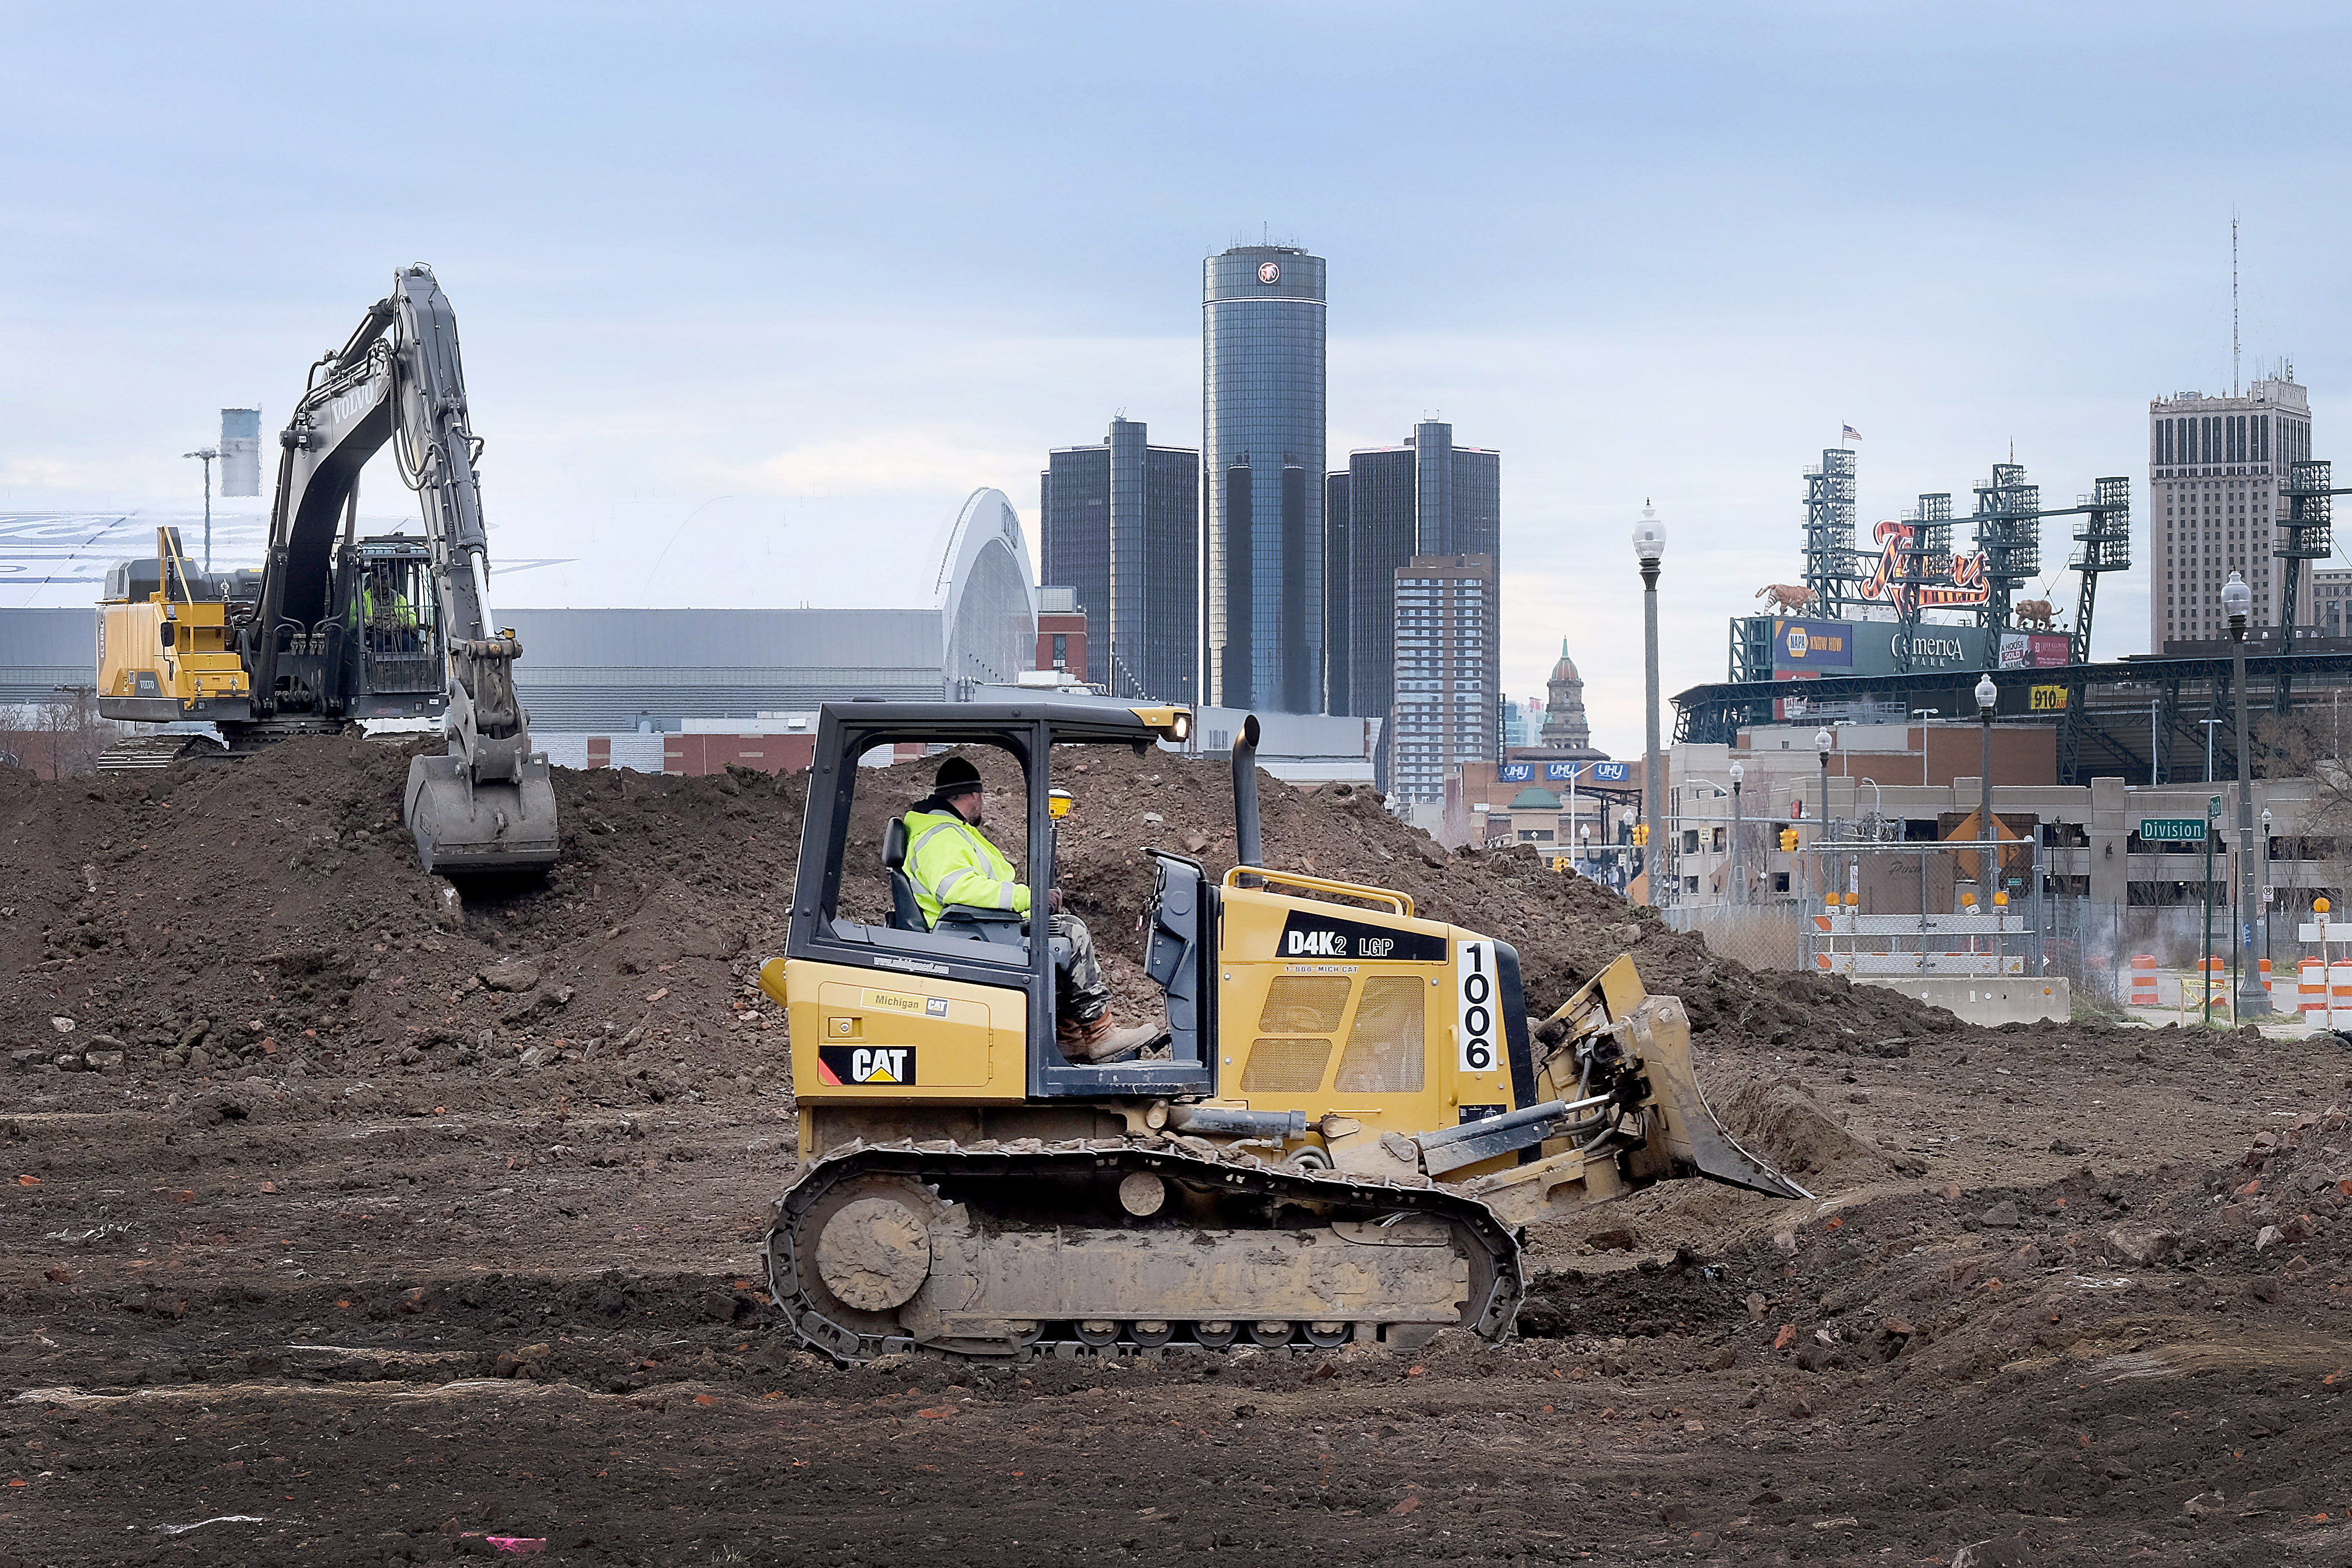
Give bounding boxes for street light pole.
[2226,573,2270,1016]
[1975,674,1998,910]
[1729,759,1746,905]
[2204,790,2221,1027]
[1816,725,1833,908]
[182,445,220,574]
[2261,805,2275,984]
[1633,505,1666,903]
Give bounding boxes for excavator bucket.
[1538,956,1811,1201]
[405,753,560,875]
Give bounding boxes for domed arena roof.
[934,487,1037,686]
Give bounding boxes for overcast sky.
[4,2,2346,749]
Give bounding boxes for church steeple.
[1540,640,1590,750]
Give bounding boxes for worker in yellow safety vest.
[901,756,1165,1063]
[360,576,420,648]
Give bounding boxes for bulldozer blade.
[1629,994,1812,1200]
[404,753,560,875]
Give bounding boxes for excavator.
[96,264,558,874]
[756,699,1806,1363]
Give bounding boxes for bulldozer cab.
[783,699,1210,1102]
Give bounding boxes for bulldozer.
[757,699,1804,1363]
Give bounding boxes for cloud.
[720,427,1043,499]
[2,457,89,490]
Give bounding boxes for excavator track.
[763,1137,1524,1365]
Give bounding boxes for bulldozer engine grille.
[1238,1037,1334,1092]
[1334,974,1427,1093]
[1256,974,1352,1034]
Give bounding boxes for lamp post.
[1633,505,1666,895]
[2261,805,2275,983]
[1816,724,1833,907]
[1578,823,1591,879]
[183,445,220,573]
[1621,805,1637,892]
[2226,573,2269,1016]
[1729,759,1746,905]
[1976,674,1997,911]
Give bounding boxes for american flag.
[1842,424,1862,442]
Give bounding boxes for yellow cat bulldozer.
[757,700,1803,1363]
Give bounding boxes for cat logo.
[816,1046,917,1086]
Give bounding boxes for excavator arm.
[382,266,560,874]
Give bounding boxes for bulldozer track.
[763,1137,1525,1365]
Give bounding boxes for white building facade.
[2149,376,2314,649]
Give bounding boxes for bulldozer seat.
[882,817,923,932]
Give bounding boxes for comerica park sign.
[2137,818,2208,844]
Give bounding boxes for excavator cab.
[331,537,445,720]
[772,699,1211,1147]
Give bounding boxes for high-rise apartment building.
[2149,377,2313,649]
[1040,417,1200,703]
[1328,422,1501,722]
[1204,245,1325,711]
[1388,554,1496,803]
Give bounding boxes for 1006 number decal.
[1458,939,1495,1072]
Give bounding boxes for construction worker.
[359,574,420,649]
[902,756,1165,1064]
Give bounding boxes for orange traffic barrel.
[2129,954,2158,1007]
[2301,958,2328,1014]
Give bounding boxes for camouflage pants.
[1052,913,1112,1023]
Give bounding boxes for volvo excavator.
[755,700,1806,1364]
[96,264,558,874]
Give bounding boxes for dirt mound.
[1708,1072,1905,1183]
[1,738,807,1093]
[2,738,2000,1092]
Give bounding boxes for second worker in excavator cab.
[902,757,1166,1064]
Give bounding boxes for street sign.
[2139,818,2207,843]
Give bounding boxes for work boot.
[1057,1008,1168,1064]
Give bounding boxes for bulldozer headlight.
[1170,711,1191,741]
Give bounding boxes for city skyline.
[2,4,2347,759]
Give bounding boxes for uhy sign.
[1457,939,1496,1073]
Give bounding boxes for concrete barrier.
[1857,976,2070,1026]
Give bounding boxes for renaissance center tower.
[1203,245,1326,711]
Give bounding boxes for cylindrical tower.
[1204,245,1326,711]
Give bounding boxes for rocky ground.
[5,740,2352,1565]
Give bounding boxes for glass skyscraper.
[1040,417,1200,703]
[1204,245,1326,711]
[1329,421,1500,723]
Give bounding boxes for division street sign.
[2139,818,2207,844]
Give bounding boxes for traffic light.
[1632,823,1649,847]
[1778,827,1799,852]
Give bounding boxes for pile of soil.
[6,740,2351,1564]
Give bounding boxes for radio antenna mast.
[2232,208,2241,397]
